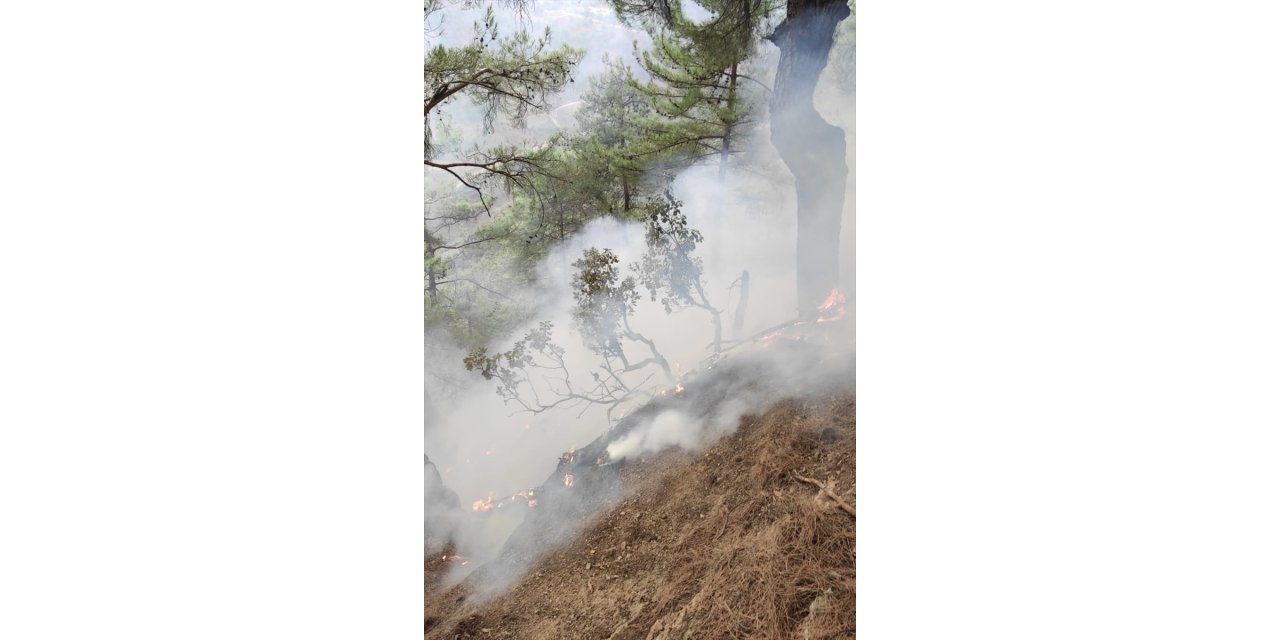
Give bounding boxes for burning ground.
[426,338,855,639]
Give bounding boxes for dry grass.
[426,392,855,639]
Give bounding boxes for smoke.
[425,0,855,595]
[606,409,697,459]
[605,338,852,463]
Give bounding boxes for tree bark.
[718,62,738,183]
[768,0,850,320]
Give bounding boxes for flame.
[527,499,537,507]
[817,289,845,311]
[472,487,541,513]
[484,449,494,456]
[471,492,496,512]
[816,289,847,323]
[441,554,469,565]
[758,329,784,347]
[674,384,685,394]
[563,473,575,487]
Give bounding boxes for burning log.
[816,289,846,323]
[471,488,539,513]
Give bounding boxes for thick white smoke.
[425,0,855,591]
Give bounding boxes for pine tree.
[572,57,657,215]
[622,0,777,180]
[424,5,584,213]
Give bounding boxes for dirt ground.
[426,392,855,639]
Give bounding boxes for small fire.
[758,329,784,347]
[471,492,496,512]
[528,499,538,508]
[441,554,469,565]
[816,289,847,323]
[484,449,494,456]
[563,473,575,487]
[674,384,685,394]
[817,289,845,311]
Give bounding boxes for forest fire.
[563,473,575,487]
[471,493,496,512]
[440,554,469,566]
[471,488,539,512]
[816,289,847,323]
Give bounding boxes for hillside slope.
[426,390,855,639]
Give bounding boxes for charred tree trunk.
[767,0,850,320]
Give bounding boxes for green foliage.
[425,7,584,155]
[571,247,641,355]
[433,0,787,397]
[636,193,705,313]
[571,57,659,215]
[623,0,778,174]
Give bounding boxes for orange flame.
[816,289,847,323]
[441,554,469,565]
[470,492,496,512]
[563,473,575,487]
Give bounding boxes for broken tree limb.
[793,472,855,518]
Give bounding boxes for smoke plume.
[425,0,855,596]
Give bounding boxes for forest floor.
[425,392,855,639]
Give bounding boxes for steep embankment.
[426,389,855,639]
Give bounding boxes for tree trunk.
[768,0,850,320]
[732,269,750,336]
[718,62,738,183]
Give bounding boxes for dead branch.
[793,472,855,518]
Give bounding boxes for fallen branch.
[793,472,855,518]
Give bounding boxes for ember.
[440,554,469,566]
[563,474,575,487]
[816,289,847,323]
[471,492,496,512]
[471,488,539,513]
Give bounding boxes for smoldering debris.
[443,338,853,600]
